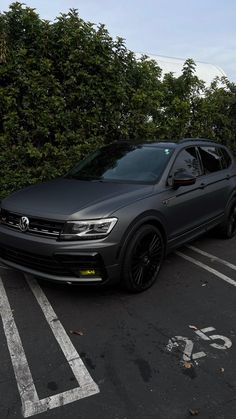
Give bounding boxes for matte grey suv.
[0,139,236,292]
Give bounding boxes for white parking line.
[0,275,99,418]
[176,251,236,288]
[187,245,236,271]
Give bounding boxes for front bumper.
[0,225,121,284]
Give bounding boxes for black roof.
[113,138,219,149]
[143,138,218,148]
[179,138,216,144]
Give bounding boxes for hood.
[2,178,154,220]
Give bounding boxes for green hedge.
[1,3,236,199]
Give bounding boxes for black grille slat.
[60,260,98,267]
[4,256,66,274]
[1,210,64,238]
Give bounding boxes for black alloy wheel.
[122,224,164,292]
[217,199,236,239]
[226,203,236,238]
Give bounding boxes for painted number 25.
[167,327,232,361]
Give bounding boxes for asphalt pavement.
[1,233,236,419]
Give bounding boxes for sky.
[1,0,236,81]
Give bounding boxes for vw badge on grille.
[19,216,29,232]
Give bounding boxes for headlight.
[60,218,118,240]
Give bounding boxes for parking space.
[1,233,236,418]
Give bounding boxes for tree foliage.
[0,3,235,199]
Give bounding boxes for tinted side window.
[219,147,232,169]
[170,147,201,177]
[198,146,222,173]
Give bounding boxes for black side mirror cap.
[172,172,196,189]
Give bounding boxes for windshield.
[66,143,174,184]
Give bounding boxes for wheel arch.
[116,211,167,261]
[225,190,236,215]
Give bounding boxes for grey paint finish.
[3,178,152,220]
[0,139,236,285]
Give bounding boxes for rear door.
[196,145,233,219]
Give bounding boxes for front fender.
[116,210,167,261]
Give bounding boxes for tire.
[216,198,236,239]
[122,224,165,292]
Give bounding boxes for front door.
[161,146,210,241]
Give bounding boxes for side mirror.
[172,172,196,189]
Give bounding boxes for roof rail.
[179,138,215,143]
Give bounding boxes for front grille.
[0,245,72,276]
[0,210,64,238]
[0,245,106,279]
